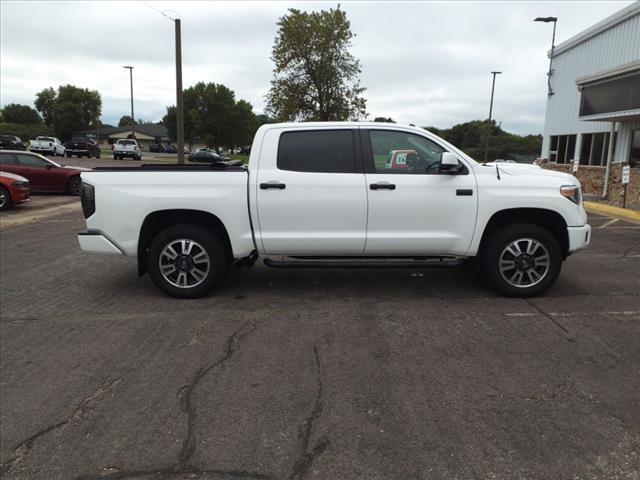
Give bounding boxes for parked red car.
[0,171,30,211]
[0,150,89,195]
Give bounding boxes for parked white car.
[113,139,141,160]
[29,136,65,156]
[78,122,591,298]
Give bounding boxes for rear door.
[255,128,368,255]
[362,128,478,256]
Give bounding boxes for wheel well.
[137,209,233,276]
[479,208,569,259]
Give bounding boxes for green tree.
[266,7,366,121]
[163,82,258,149]
[34,85,102,140]
[118,115,136,127]
[0,104,42,125]
[35,87,56,125]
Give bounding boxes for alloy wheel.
[158,239,211,288]
[499,237,550,288]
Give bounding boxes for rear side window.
[277,130,356,173]
[0,153,17,165]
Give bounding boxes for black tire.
[481,223,562,297]
[66,152,72,158]
[67,176,82,196]
[146,224,229,298]
[0,186,12,211]
[96,150,101,159]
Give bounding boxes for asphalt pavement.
[0,206,639,480]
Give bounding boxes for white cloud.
[0,0,633,134]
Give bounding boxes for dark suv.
[0,135,27,151]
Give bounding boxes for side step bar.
[263,257,465,269]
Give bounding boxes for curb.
[584,201,640,222]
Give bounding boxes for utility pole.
[123,66,135,138]
[175,19,185,164]
[484,71,502,162]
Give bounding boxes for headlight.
[560,185,581,205]
[11,181,29,188]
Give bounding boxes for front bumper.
[567,224,591,252]
[78,230,124,255]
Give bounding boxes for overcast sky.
[0,0,634,135]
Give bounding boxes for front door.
[362,128,478,256]
[255,128,368,255]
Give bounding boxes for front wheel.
[0,186,12,211]
[146,224,229,298]
[67,176,82,196]
[481,223,562,297]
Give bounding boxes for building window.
[630,130,640,168]
[549,134,576,164]
[579,132,617,166]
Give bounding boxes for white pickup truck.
[78,122,591,298]
[113,139,141,160]
[29,136,65,156]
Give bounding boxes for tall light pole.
[484,71,502,162]
[534,16,558,97]
[123,66,135,138]
[175,19,185,164]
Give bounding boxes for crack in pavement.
[70,321,270,480]
[619,240,640,259]
[525,299,570,334]
[0,378,122,477]
[289,346,329,480]
[74,467,272,480]
[177,321,257,467]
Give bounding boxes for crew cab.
[113,139,141,160]
[64,137,101,158]
[78,122,591,298]
[29,136,65,156]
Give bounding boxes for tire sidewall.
[146,224,229,298]
[482,223,562,297]
[0,186,12,211]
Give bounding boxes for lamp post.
[534,16,558,97]
[483,71,502,162]
[123,66,135,138]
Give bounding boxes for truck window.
[277,130,356,173]
[368,130,446,174]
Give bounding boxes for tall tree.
[163,82,258,148]
[0,104,42,125]
[34,85,102,140]
[266,7,366,121]
[34,87,57,125]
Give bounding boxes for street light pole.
[123,66,135,138]
[534,16,558,97]
[483,71,502,162]
[175,19,185,164]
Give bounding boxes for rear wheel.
[0,186,12,211]
[67,176,82,196]
[481,223,562,297]
[146,224,229,298]
[66,152,72,158]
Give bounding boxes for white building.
[540,2,640,168]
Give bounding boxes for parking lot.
[0,203,639,479]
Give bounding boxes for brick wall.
[537,161,639,210]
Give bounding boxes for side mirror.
[439,152,461,173]
[45,163,53,169]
